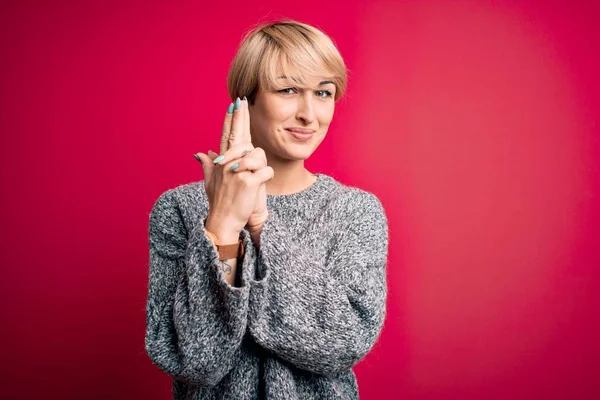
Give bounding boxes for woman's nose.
[296,95,316,124]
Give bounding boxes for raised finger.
[228,97,245,149]
[219,103,234,155]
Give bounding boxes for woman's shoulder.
[320,174,387,219]
[324,175,384,206]
[152,180,206,205]
[149,180,208,227]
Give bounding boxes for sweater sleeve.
[144,189,255,386]
[247,190,389,375]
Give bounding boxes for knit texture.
[145,173,389,399]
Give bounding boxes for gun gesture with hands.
[194,97,273,247]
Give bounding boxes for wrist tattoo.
[220,260,232,275]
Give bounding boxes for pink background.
[1,0,598,399]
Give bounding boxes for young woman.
[145,20,389,399]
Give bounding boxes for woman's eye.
[316,90,333,98]
[278,88,296,94]
[278,88,333,98]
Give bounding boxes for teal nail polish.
[234,97,241,110]
[227,103,234,114]
[193,154,202,164]
[229,163,239,171]
[213,155,225,164]
[243,96,247,102]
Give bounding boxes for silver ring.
[241,149,252,157]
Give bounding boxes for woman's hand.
[205,97,270,236]
[206,148,269,248]
[208,147,270,230]
[194,98,273,243]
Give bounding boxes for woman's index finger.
[220,103,234,154]
[227,97,247,149]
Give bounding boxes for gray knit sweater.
[145,173,388,399]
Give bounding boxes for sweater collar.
[266,173,334,206]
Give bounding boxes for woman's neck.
[264,156,316,196]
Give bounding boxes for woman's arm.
[247,190,389,375]
[145,189,255,386]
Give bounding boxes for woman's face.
[248,73,336,162]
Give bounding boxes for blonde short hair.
[227,20,348,104]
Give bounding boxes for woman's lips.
[285,128,315,141]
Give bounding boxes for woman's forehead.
[275,68,336,86]
[275,59,333,80]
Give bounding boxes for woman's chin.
[279,147,317,161]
